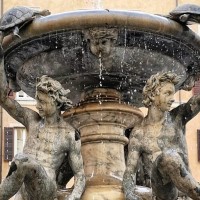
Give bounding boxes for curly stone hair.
[142,72,180,107]
[36,75,73,111]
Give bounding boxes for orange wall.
[1,0,196,15]
[2,0,200,15]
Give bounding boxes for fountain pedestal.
[63,88,143,199]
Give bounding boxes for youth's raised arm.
[171,94,200,125]
[0,48,38,127]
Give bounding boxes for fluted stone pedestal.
[63,88,143,200]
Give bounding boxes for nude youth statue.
[123,72,200,200]
[0,48,85,200]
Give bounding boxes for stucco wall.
[1,0,199,14]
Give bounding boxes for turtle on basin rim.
[168,4,200,25]
[0,6,50,44]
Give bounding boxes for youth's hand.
[126,192,142,200]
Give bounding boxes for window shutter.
[4,127,14,161]
[193,80,200,95]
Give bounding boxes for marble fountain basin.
[2,9,200,106]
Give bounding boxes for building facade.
[1,0,200,186]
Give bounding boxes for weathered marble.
[123,72,200,200]
[3,10,200,106]
[63,88,143,199]
[0,48,85,199]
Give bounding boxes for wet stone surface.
[4,28,198,106]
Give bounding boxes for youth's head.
[35,75,72,116]
[142,72,180,111]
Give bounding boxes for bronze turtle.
[169,4,200,24]
[0,6,50,43]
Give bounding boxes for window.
[15,91,34,101]
[4,127,14,161]
[4,127,27,161]
[14,128,26,155]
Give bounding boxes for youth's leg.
[155,149,200,200]
[0,153,57,200]
[0,154,29,200]
[151,157,178,200]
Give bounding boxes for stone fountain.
[3,9,200,200]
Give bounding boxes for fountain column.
[63,88,143,200]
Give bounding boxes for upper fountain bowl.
[3,9,200,106]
